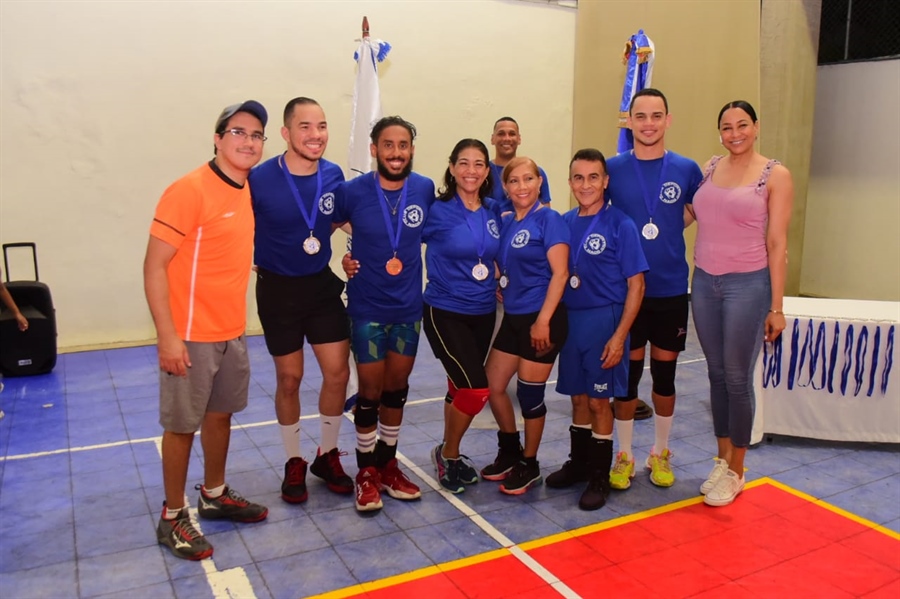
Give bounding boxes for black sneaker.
[281,457,309,503]
[545,459,589,489]
[196,485,268,522]
[156,505,213,560]
[457,454,479,485]
[310,448,353,494]
[499,460,543,495]
[579,474,611,511]
[481,433,523,482]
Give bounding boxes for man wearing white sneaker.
[605,89,702,491]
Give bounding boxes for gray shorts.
[159,335,250,433]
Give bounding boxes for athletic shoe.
[546,459,589,489]
[379,458,422,500]
[704,469,744,507]
[481,445,524,481]
[700,457,730,495]
[579,474,611,511]
[355,466,383,511]
[645,448,675,487]
[196,485,269,522]
[156,505,213,560]
[432,443,465,494]
[609,452,635,490]
[281,457,309,503]
[310,448,353,494]
[458,454,479,485]
[499,460,542,495]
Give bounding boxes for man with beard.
[248,97,353,505]
[333,116,435,512]
[488,117,551,210]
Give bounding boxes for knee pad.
[517,379,547,419]
[381,386,409,409]
[650,358,677,397]
[445,379,458,405]
[354,396,380,428]
[627,359,644,400]
[452,387,489,417]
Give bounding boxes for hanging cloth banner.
[617,29,655,155]
[348,18,391,178]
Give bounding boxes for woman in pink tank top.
[687,101,793,507]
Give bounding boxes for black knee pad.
[381,386,409,409]
[354,396,380,428]
[650,358,677,397]
[627,359,644,400]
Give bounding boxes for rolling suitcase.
[0,242,57,376]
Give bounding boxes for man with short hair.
[605,88,703,491]
[489,117,551,207]
[248,97,352,504]
[334,116,435,512]
[144,100,270,560]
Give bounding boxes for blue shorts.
[556,305,628,399]
[350,319,421,364]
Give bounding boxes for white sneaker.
[700,457,729,495]
[703,469,744,507]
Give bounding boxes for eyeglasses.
[222,129,267,143]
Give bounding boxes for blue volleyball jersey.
[423,198,501,315]
[498,206,569,315]
[489,163,552,212]
[249,156,345,276]
[605,151,702,297]
[562,203,649,310]
[333,172,435,322]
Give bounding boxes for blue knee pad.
[354,396,380,428]
[517,378,547,419]
[381,386,409,409]
[650,358,677,397]
[627,359,644,400]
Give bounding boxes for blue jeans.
[691,267,771,447]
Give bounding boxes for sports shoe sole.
[499,475,543,496]
[310,460,354,495]
[703,486,743,507]
[355,498,384,512]
[280,491,308,504]
[645,457,675,488]
[382,485,422,500]
[480,465,515,481]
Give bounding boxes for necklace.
[383,188,403,215]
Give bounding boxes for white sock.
[164,506,182,519]
[573,423,591,431]
[203,483,225,498]
[615,418,634,460]
[357,429,377,453]
[280,421,301,460]
[379,423,401,447]
[592,432,613,441]
[654,415,673,454]
[319,414,342,453]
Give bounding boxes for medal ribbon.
[630,151,670,224]
[499,201,542,275]
[572,203,608,276]
[375,173,409,258]
[456,196,487,262]
[279,155,322,236]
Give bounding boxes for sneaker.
[700,457,730,495]
[609,452,635,490]
[379,458,422,500]
[458,454,479,485]
[579,474,610,511]
[704,469,745,507]
[499,460,542,495]
[481,447,522,481]
[355,466,383,511]
[546,459,588,489]
[156,505,214,560]
[310,448,353,494]
[432,444,464,494]
[196,485,268,522]
[281,457,309,504]
[645,449,675,487]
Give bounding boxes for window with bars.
[818,0,900,64]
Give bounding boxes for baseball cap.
[215,100,268,133]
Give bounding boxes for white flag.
[348,37,391,178]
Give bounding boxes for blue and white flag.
[348,34,391,177]
[617,29,655,154]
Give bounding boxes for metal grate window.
[818,0,900,64]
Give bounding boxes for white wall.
[802,59,900,301]
[0,0,576,349]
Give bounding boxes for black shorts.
[422,303,496,389]
[255,267,350,356]
[492,304,568,365]
[629,293,689,353]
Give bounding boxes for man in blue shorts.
[334,116,435,512]
[249,97,353,504]
[489,117,551,209]
[605,89,703,490]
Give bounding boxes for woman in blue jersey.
[423,139,502,494]
[481,157,570,495]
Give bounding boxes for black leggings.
[422,303,496,389]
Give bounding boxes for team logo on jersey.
[659,182,682,204]
[403,205,425,228]
[584,233,607,255]
[511,229,530,249]
[319,193,335,215]
[487,219,500,239]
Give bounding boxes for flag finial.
[362,16,369,39]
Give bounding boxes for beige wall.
[802,60,900,301]
[0,0,576,349]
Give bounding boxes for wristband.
[769,309,784,315]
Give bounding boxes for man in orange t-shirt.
[143,100,269,561]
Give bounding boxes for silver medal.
[569,274,581,289]
[303,236,321,255]
[472,263,489,281]
[642,222,659,240]
[498,274,509,289]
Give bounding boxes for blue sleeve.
[543,211,570,250]
[539,167,551,204]
[683,161,703,205]
[618,218,649,278]
[333,180,350,223]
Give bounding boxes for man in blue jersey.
[489,117,551,209]
[605,89,703,491]
[333,116,435,512]
[249,97,353,504]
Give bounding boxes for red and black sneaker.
[156,504,214,560]
[196,485,268,522]
[355,466,383,512]
[281,457,309,503]
[379,458,422,500]
[310,448,353,494]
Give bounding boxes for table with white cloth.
[751,297,900,444]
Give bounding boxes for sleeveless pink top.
[693,156,780,275]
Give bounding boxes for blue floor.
[0,330,898,599]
